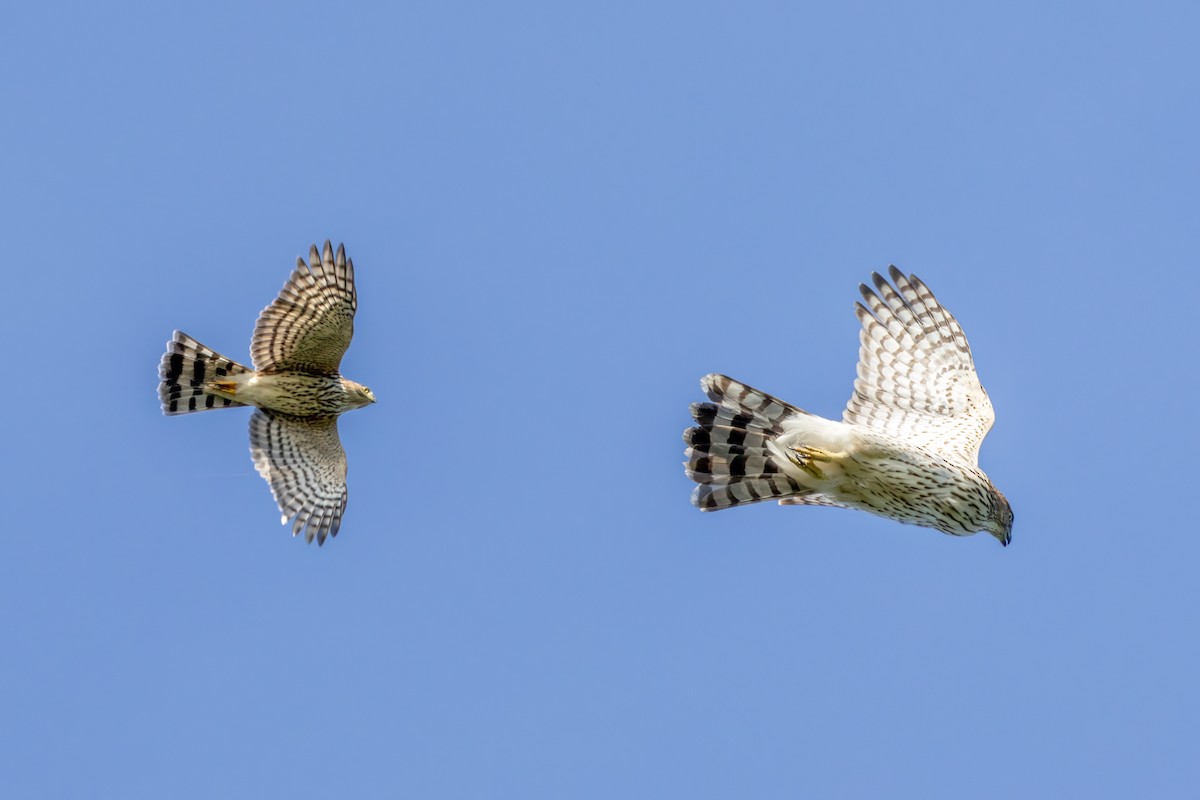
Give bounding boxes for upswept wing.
[843,266,994,466]
[251,241,357,376]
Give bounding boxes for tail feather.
[684,443,783,484]
[700,374,808,429]
[683,373,810,511]
[684,420,775,450]
[692,479,807,511]
[689,403,780,435]
[159,331,252,415]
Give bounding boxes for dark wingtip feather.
[872,271,893,294]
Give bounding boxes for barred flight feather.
[846,266,994,467]
[251,241,357,376]
[159,331,250,415]
[249,409,348,545]
[683,373,810,510]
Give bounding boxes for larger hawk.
[683,267,1013,545]
[159,241,375,545]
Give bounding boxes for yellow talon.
[788,445,835,479]
[791,445,834,462]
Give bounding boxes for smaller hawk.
[683,267,1013,545]
[159,241,375,545]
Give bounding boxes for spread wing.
[251,241,357,376]
[843,266,995,466]
[249,409,348,545]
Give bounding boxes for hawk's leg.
[787,445,838,480]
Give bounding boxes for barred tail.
[683,373,810,511]
[159,331,251,415]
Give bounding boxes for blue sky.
[3,2,1198,797]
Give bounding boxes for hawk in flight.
[684,267,1012,545]
[159,241,375,545]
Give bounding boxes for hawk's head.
[985,487,1013,547]
[343,379,377,409]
